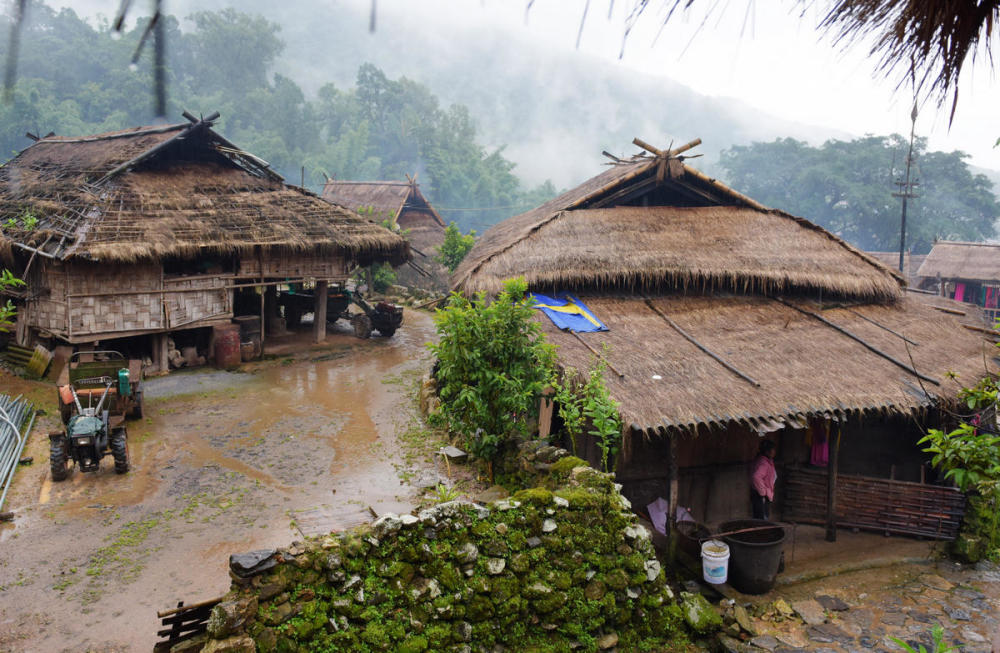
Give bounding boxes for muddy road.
[0,309,443,652]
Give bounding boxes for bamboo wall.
[25,261,67,333]
[25,261,233,341]
[238,252,347,279]
[164,275,230,329]
[67,262,164,335]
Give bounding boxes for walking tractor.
[278,284,404,339]
[49,351,143,481]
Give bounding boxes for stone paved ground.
[712,559,1000,652]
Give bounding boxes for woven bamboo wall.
[164,275,231,328]
[238,252,347,279]
[783,466,965,540]
[67,262,163,336]
[22,261,236,340]
[26,261,67,332]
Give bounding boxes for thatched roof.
[541,291,992,435]
[321,179,445,229]
[864,251,928,284]
[0,117,409,266]
[916,241,1000,282]
[454,148,902,302]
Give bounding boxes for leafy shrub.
[427,278,555,464]
[435,221,476,272]
[0,269,25,332]
[920,375,1000,561]
[552,359,622,472]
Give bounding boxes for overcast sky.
[456,0,999,170]
[58,0,1000,171]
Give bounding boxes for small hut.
[916,241,1000,321]
[0,113,408,369]
[454,139,993,542]
[321,177,447,291]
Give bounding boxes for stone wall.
[191,444,690,653]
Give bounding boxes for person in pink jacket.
[750,440,777,520]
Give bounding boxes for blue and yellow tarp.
[528,293,608,333]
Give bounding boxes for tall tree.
[720,136,1000,253]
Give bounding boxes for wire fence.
[0,394,36,513]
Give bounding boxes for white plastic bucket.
[701,539,730,584]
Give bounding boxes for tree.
[720,136,1000,253]
[435,222,476,273]
[427,278,556,466]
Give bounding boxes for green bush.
[920,375,1000,561]
[428,278,556,464]
[435,221,476,273]
[552,360,622,472]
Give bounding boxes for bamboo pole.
[961,323,1000,337]
[643,298,760,387]
[773,297,940,386]
[678,165,770,211]
[569,331,624,378]
[845,308,920,346]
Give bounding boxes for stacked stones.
[196,452,688,652]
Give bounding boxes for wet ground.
[699,526,1000,652]
[0,309,448,652]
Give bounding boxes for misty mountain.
[106,0,849,190]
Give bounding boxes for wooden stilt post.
[667,433,680,561]
[314,280,329,344]
[152,333,169,373]
[825,424,841,542]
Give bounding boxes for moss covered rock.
[198,441,698,652]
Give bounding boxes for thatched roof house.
[916,241,1000,283]
[321,178,445,253]
[454,139,992,535]
[321,178,447,290]
[915,241,1000,317]
[0,114,408,359]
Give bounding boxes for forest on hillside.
[0,2,996,249]
[0,4,555,233]
[720,137,1000,254]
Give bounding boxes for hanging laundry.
[810,421,829,467]
[529,293,608,333]
[954,283,966,302]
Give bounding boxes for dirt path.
[0,309,442,652]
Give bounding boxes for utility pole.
[893,103,920,274]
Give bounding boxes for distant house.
[864,251,927,288]
[321,178,448,290]
[454,139,991,540]
[0,114,408,369]
[916,240,1000,321]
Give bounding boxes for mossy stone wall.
[197,443,690,652]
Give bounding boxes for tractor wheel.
[49,435,69,482]
[377,326,397,338]
[130,390,144,420]
[111,428,130,474]
[58,397,73,425]
[352,314,373,339]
